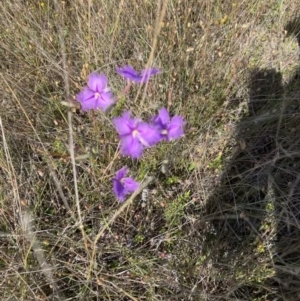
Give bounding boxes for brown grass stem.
[53,0,91,256]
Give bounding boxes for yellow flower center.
[161,129,168,135]
[94,92,100,99]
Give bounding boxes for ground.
[1,0,300,300]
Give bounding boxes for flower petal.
[123,177,139,192]
[139,68,160,83]
[113,112,135,136]
[80,99,98,111]
[156,107,170,126]
[113,179,126,202]
[87,73,107,92]
[98,92,115,112]
[120,135,143,158]
[116,65,140,82]
[115,167,127,181]
[76,87,95,103]
[167,116,184,140]
[137,123,161,146]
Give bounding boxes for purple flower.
[116,66,140,82]
[152,108,184,141]
[76,73,115,112]
[139,68,160,83]
[113,112,161,158]
[113,167,139,202]
[116,65,160,83]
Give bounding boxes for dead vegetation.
[1,0,300,300]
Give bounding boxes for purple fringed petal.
[115,167,127,181]
[113,112,135,136]
[156,107,170,126]
[75,87,94,102]
[98,92,115,111]
[137,122,161,146]
[116,65,160,83]
[123,177,139,192]
[167,116,184,140]
[113,179,126,202]
[80,98,98,111]
[120,135,143,158]
[139,68,160,83]
[87,73,107,92]
[116,66,140,81]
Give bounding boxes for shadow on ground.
[194,17,300,301]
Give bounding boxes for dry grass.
[1,0,300,300]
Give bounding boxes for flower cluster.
[113,109,184,158]
[75,65,185,202]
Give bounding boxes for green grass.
[1,0,300,300]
